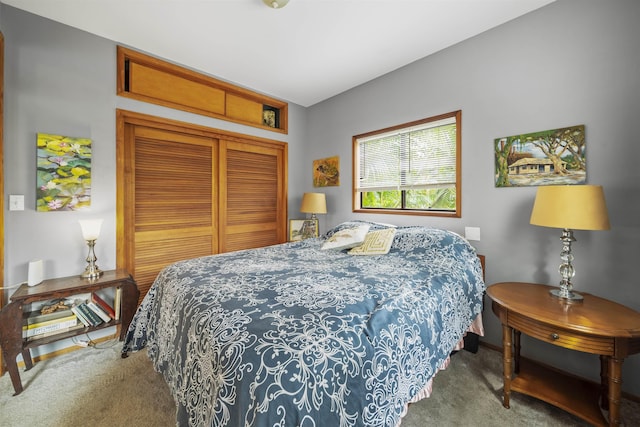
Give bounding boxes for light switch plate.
[9,195,25,211]
[465,226,481,241]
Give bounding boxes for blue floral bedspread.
[122,223,485,427]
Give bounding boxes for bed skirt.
[397,314,485,425]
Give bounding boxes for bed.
[122,221,485,426]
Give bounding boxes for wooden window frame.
[352,110,461,218]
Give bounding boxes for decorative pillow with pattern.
[321,224,370,250]
[348,228,397,255]
[323,220,396,239]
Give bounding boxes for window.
[353,110,461,217]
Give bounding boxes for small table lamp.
[79,219,104,279]
[300,193,327,238]
[530,185,610,301]
[300,193,327,221]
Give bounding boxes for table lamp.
[300,193,327,221]
[79,219,104,279]
[300,193,327,238]
[530,185,610,301]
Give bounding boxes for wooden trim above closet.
[116,46,289,134]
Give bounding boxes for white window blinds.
[356,116,457,192]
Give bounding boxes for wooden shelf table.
[0,269,139,395]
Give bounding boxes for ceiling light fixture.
[263,0,289,9]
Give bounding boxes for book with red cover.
[91,292,116,319]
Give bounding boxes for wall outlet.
[465,226,481,241]
[9,195,25,211]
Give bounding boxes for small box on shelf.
[262,105,280,129]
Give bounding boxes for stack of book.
[70,291,119,327]
[22,290,121,340]
[22,307,81,340]
[91,291,118,320]
[72,301,108,327]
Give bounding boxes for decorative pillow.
[323,220,397,239]
[348,228,397,255]
[321,225,370,251]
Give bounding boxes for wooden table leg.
[22,348,33,370]
[4,355,24,396]
[0,301,26,395]
[608,357,623,426]
[513,330,521,374]
[118,280,140,341]
[502,324,513,409]
[600,355,609,411]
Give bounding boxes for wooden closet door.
[117,110,288,306]
[219,140,287,252]
[123,125,217,305]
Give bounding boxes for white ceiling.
[3,0,555,107]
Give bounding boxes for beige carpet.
[1,341,638,426]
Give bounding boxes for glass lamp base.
[549,288,583,302]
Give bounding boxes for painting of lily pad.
[36,133,93,211]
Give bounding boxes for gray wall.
[1,5,307,354]
[3,0,640,397]
[306,0,640,396]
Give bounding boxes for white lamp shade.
[300,193,327,214]
[530,185,610,231]
[79,219,104,240]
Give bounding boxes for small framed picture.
[289,219,319,241]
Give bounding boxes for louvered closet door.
[219,140,286,252]
[131,126,217,305]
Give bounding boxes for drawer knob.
[551,333,560,340]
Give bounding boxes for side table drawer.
[509,311,614,355]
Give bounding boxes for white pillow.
[348,228,397,255]
[321,225,370,250]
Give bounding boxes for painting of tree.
[494,124,586,187]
